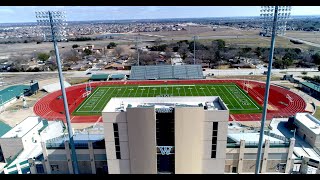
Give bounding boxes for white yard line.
[194,85,201,96]
[76,86,101,112]
[182,86,187,96]
[234,85,260,109]
[223,85,244,109]
[121,86,128,97]
[200,85,207,95]
[133,86,139,97]
[91,87,115,111]
[216,85,236,109]
[147,87,151,97]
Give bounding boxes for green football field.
[72,83,262,116]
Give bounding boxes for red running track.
[33,79,307,123]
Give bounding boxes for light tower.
[255,6,280,174]
[260,6,291,36]
[134,35,141,66]
[193,35,198,65]
[35,10,79,174]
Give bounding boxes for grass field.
[73,83,262,116]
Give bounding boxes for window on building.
[36,164,45,174]
[50,165,59,172]
[232,166,237,173]
[211,122,218,158]
[113,123,121,159]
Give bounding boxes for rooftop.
[90,74,110,80]
[301,81,320,93]
[42,81,71,93]
[103,96,228,113]
[0,85,30,106]
[294,113,320,135]
[46,133,105,144]
[269,118,320,161]
[228,133,285,144]
[1,117,41,138]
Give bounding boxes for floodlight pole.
[135,36,140,66]
[193,35,196,64]
[255,6,278,174]
[48,11,79,174]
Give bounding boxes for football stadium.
[33,75,307,123]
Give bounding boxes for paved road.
[0,67,317,79]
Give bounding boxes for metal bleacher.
[130,65,204,80]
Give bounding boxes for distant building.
[0,117,65,174]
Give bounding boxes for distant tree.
[299,51,313,63]
[113,47,124,57]
[172,46,179,52]
[178,42,189,60]
[164,47,173,59]
[154,38,163,46]
[8,54,33,71]
[312,52,320,65]
[213,39,225,50]
[318,66,320,71]
[37,52,50,62]
[62,49,81,63]
[84,48,92,56]
[72,44,79,49]
[183,57,194,64]
[254,47,262,57]
[107,42,117,49]
[301,71,308,75]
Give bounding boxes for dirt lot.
[1,27,319,58]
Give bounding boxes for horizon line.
[1,14,320,25]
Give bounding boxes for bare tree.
[299,51,313,63]
[62,49,81,64]
[113,46,124,58]
[178,42,189,60]
[154,38,163,46]
[164,47,173,59]
[8,54,33,71]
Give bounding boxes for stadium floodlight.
[35,10,79,174]
[255,6,279,174]
[260,6,291,36]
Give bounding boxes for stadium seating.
[130,65,203,80]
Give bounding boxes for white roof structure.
[295,113,320,135]
[228,133,285,144]
[1,116,40,138]
[42,81,71,93]
[2,117,65,170]
[269,118,320,161]
[103,96,228,113]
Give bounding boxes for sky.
[0,6,320,23]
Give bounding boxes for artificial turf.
[72,83,262,116]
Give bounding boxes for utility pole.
[135,36,140,66]
[193,35,197,65]
[255,6,278,174]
